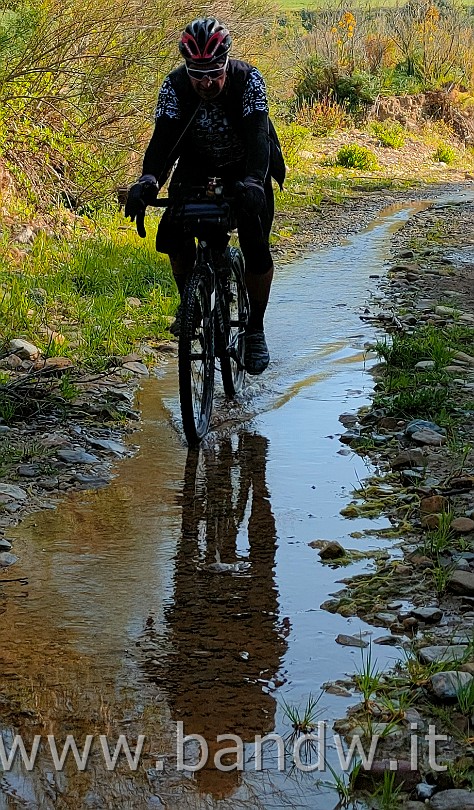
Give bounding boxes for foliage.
[432,142,457,163]
[370,120,406,148]
[295,97,351,136]
[277,122,311,168]
[335,143,379,169]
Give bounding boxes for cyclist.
[124,16,285,375]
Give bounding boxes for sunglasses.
[186,59,228,82]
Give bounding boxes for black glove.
[124,174,158,238]
[235,176,266,217]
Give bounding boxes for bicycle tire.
[219,247,248,398]
[179,267,215,446]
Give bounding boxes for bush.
[370,120,406,148]
[277,123,310,169]
[295,98,351,137]
[335,144,379,170]
[432,143,457,164]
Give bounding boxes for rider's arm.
[240,68,270,184]
[141,77,183,187]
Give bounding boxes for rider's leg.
[245,264,274,332]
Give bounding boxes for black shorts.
[155,164,274,275]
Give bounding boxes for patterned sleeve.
[154,76,182,121]
[242,68,269,117]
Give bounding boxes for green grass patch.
[0,214,177,369]
[335,144,379,170]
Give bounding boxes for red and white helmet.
[179,17,232,63]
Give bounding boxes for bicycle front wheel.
[179,268,215,446]
[220,247,248,398]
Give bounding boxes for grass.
[280,692,324,733]
[354,644,383,708]
[373,771,404,809]
[0,212,177,370]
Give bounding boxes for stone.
[122,361,149,376]
[416,783,437,800]
[354,759,420,791]
[421,495,449,514]
[335,634,368,648]
[0,539,12,551]
[411,429,446,446]
[448,571,474,596]
[453,351,474,366]
[13,225,35,244]
[324,684,353,697]
[406,419,445,437]
[9,338,40,360]
[373,635,404,645]
[419,645,469,665]
[430,671,473,700]
[415,360,435,370]
[33,357,73,374]
[339,430,361,445]
[411,606,442,623]
[0,552,19,567]
[374,612,398,626]
[430,789,474,809]
[391,450,425,470]
[126,297,141,308]
[85,437,127,455]
[0,484,28,501]
[57,449,99,465]
[422,514,441,529]
[17,464,40,477]
[451,517,474,534]
[318,541,346,560]
[120,352,142,364]
[73,473,109,489]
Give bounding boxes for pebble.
[421,495,449,514]
[374,612,398,626]
[85,437,127,456]
[419,645,469,665]
[57,449,99,464]
[318,541,346,560]
[405,419,446,437]
[411,606,442,623]
[451,517,474,534]
[430,670,473,700]
[0,552,19,567]
[335,634,368,648]
[0,484,28,501]
[411,429,446,446]
[430,789,474,809]
[122,361,149,376]
[9,338,40,359]
[391,449,425,470]
[447,570,474,596]
[0,539,12,551]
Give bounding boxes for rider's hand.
[235,176,266,216]
[124,175,159,238]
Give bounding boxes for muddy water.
[0,197,454,809]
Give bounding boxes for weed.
[318,759,362,806]
[456,676,474,717]
[370,120,406,149]
[375,327,453,371]
[354,644,382,708]
[431,563,455,596]
[423,510,454,557]
[280,692,324,733]
[335,144,379,170]
[432,143,457,164]
[373,771,404,809]
[58,374,79,401]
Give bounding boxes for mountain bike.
[153,179,249,446]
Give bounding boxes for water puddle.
[0,193,471,809]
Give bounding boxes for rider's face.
[187,60,227,100]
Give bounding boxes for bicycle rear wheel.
[219,247,248,398]
[179,267,215,446]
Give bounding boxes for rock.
[411,607,442,623]
[0,552,19,567]
[0,484,28,501]
[120,352,142,364]
[73,473,109,489]
[17,464,40,477]
[57,449,99,464]
[411,429,446,446]
[354,759,420,791]
[9,338,40,360]
[126,297,141,308]
[339,430,361,445]
[421,495,449,514]
[405,803,427,810]
[453,351,474,366]
[417,783,437,800]
[318,541,346,560]
[419,645,469,665]
[339,413,359,427]
[373,635,404,645]
[392,449,425,470]
[122,361,149,376]
[85,437,127,455]
[447,571,474,596]
[422,514,441,529]
[0,539,12,551]
[13,225,35,244]
[37,477,59,491]
[33,357,73,374]
[430,789,474,809]
[415,360,435,371]
[374,612,398,626]
[406,419,445,437]
[430,671,473,700]
[451,517,474,534]
[324,684,353,697]
[0,353,23,369]
[335,634,368,648]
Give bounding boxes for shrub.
[370,120,406,148]
[432,143,457,164]
[278,123,310,169]
[295,97,351,136]
[335,144,379,170]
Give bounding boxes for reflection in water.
[140,433,288,800]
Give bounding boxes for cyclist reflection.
[142,431,288,799]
